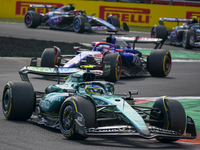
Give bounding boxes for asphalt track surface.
[0,22,200,150]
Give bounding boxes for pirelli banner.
[1,0,200,28]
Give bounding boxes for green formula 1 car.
[2,66,196,142]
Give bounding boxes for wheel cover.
[61,105,75,130]
[74,19,80,29]
[25,14,31,25]
[151,28,155,38]
[2,88,11,116]
[182,33,186,47]
[189,35,195,46]
[163,53,171,75]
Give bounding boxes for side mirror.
[129,90,138,96]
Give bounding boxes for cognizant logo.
[15,1,63,15]
[99,6,150,24]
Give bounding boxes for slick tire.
[2,81,35,120]
[182,30,195,49]
[151,25,167,40]
[148,49,171,77]
[59,96,96,140]
[106,15,120,28]
[24,11,41,28]
[102,53,122,82]
[73,15,87,33]
[150,98,186,143]
[41,48,61,67]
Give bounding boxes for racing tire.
[106,15,120,28]
[24,11,41,28]
[182,30,195,49]
[2,81,35,120]
[73,15,87,33]
[148,49,171,77]
[151,25,167,40]
[102,53,122,82]
[41,48,61,67]
[150,97,186,143]
[59,96,96,140]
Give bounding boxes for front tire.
[182,30,195,49]
[41,47,61,67]
[148,49,171,77]
[24,11,41,28]
[2,81,35,120]
[59,96,96,140]
[150,98,186,143]
[102,53,122,82]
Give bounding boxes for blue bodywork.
[64,36,142,69]
[25,4,118,32]
[151,17,200,48]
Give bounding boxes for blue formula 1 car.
[2,66,196,142]
[35,33,171,82]
[24,4,129,33]
[151,17,200,49]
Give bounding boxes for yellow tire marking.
[5,83,12,118]
[162,96,169,130]
[115,55,120,80]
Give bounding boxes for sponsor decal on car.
[27,66,78,73]
[40,100,50,109]
[99,6,150,24]
[91,26,107,30]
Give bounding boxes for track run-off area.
[0,22,200,149]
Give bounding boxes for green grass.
[128,26,151,32]
[0,18,24,23]
[0,17,152,32]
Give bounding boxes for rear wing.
[106,33,165,49]
[122,36,164,49]
[159,17,192,26]
[28,4,55,13]
[121,36,163,43]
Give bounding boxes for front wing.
[19,66,103,81]
[75,112,196,140]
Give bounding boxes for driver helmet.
[85,85,103,95]
[74,10,79,15]
[192,16,198,23]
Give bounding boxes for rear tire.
[182,30,195,49]
[73,15,87,33]
[151,25,167,40]
[59,96,96,140]
[150,98,186,143]
[106,15,120,28]
[148,49,171,77]
[24,11,41,28]
[41,48,61,67]
[2,81,35,120]
[102,53,122,82]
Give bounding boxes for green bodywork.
[39,70,149,135]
